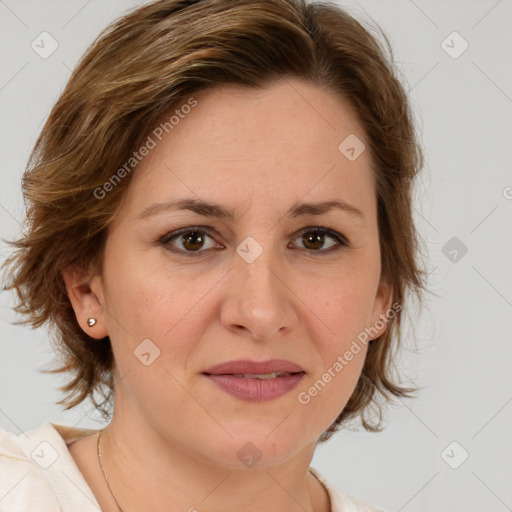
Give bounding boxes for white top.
[0,421,382,511]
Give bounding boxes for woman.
[0,0,426,510]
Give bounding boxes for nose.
[220,243,298,341]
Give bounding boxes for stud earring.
[87,318,97,327]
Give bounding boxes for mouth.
[203,358,305,376]
[202,359,306,401]
[202,368,306,402]
[203,371,305,379]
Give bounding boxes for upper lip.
[203,359,305,375]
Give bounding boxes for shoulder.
[309,467,384,512]
[0,421,100,511]
[0,422,61,510]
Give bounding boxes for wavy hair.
[2,0,427,441]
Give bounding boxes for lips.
[203,360,305,402]
[203,359,305,376]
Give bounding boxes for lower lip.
[204,373,305,402]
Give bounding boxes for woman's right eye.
[160,227,220,257]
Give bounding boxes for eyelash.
[158,225,350,257]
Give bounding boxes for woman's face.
[74,78,391,467]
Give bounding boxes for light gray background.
[1,1,511,511]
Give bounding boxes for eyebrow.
[137,198,364,221]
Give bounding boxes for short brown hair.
[2,0,426,441]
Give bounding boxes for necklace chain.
[96,429,325,512]
[97,428,124,512]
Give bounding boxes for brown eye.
[291,227,348,253]
[180,231,207,251]
[301,231,326,251]
[161,227,220,256]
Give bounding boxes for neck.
[98,400,328,512]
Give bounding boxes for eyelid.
[292,226,350,247]
[158,224,350,256]
[158,225,222,252]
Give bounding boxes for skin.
[63,77,392,512]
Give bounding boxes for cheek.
[296,342,367,441]
[103,245,183,328]
[290,265,376,424]
[295,260,380,343]
[102,249,219,371]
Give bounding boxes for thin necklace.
[97,428,125,512]
[97,429,325,512]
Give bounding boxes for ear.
[368,278,394,340]
[61,262,109,340]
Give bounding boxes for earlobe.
[61,265,108,339]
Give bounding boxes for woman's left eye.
[159,226,349,257]
[290,227,349,253]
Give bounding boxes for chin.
[204,428,310,470]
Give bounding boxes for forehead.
[122,78,375,220]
